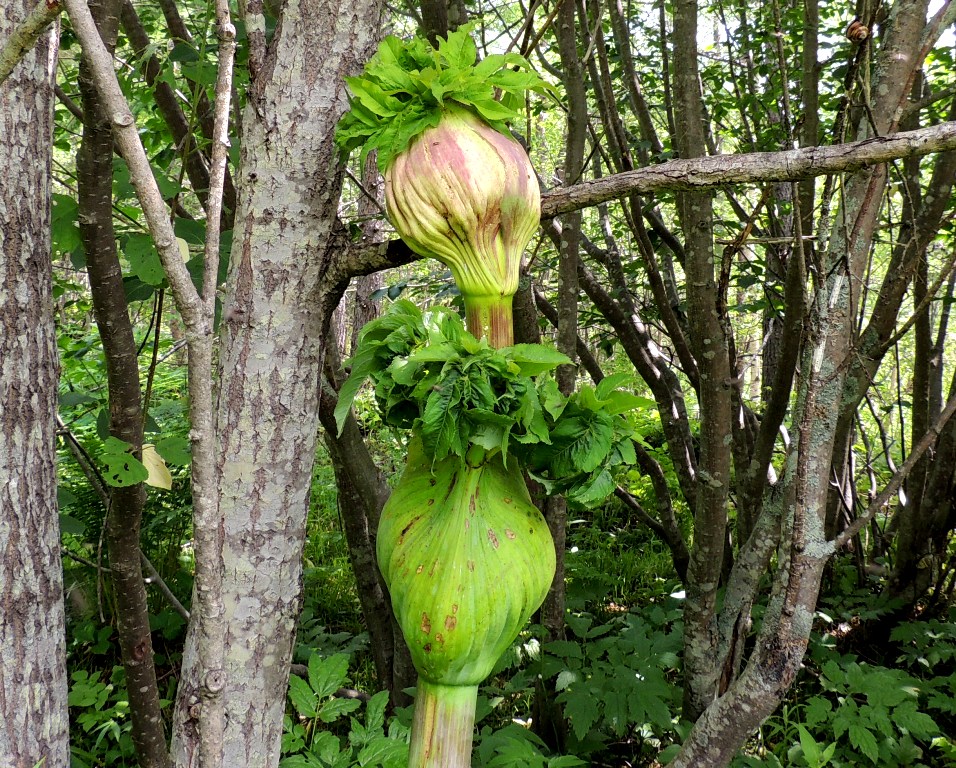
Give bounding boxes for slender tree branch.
[62,2,224,764]
[203,2,236,309]
[54,82,84,120]
[140,550,190,621]
[541,121,956,217]
[0,0,61,88]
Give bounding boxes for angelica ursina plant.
[335,27,634,768]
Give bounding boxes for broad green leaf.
[594,372,633,401]
[893,700,939,738]
[318,696,362,723]
[154,435,191,466]
[603,390,655,415]
[124,233,165,286]
[287,675,318,718]
[59,514,86,536]
[59,390,98,407]
[506,344,571,376]
[100,437,149,488]
[568,469,615,508]
[309,653,350,700]
[847,724,879,763]
[561,690,600,741]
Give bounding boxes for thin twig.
[140,550,190,621]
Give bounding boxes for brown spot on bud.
[452,604,459,614]
[421,613,431,634]
[467,560,476,572]
[416,565,424,574]
[487,529,499,549]
[503,497,512,504]
[505,528,516,540]
[423,643,432,653]
[445,615,457,632]
[429,559,439,576]
[436,633,444,645]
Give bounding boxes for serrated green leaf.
[421,370,463,460]
[893,700,939,738]
[848,724,879,763]
[309,653,350,700]
[555,669,578,691]
[804,696,832,727]
[288,675,318,718]
[365,690,389,733]
[356,735,407,766]
[545,413,615,477]
[561,691,600,741]
[318,696,362,723]
[437,25,477,70]
[568,469,616,508]
[544,640,583,659]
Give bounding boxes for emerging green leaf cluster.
[335,25,550,171]
[334,301,642,508]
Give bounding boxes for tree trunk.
[75,1,171,763]
[170,0,383,763]
[0,4,69,764]
[671,0,732,721]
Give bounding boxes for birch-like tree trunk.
[170,0,383,763]
[0,3,68,765]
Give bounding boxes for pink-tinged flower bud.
[385,106,540,303]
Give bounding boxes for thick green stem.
[464,294,514,348]
[408,681,478,768]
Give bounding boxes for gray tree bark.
[0,2,68,764]
[170,0,384,763]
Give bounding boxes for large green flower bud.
[384,106,541,305]
[378,439,555,687]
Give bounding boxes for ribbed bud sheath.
[384,105,540,302]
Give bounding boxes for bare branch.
[0,0,60,88]
[203,5,236,310]
[140,550,191,621]
[541,121,956,218]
